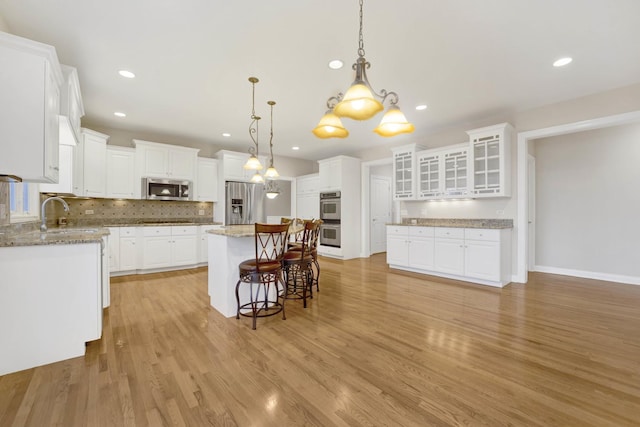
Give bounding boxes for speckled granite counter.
[206,223,303,238]
[389,218,513,229]
[0,227,109,247]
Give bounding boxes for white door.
[370,175,392,254]
[528,155,536,271]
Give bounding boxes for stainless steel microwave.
[142,178,192,201]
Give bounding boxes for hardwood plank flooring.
[1,254,640,426]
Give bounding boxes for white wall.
[534,123,640,278]
[0,14,10,32]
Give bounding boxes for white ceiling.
[2,0,640,161]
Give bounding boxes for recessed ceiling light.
[328,59,344,70]
[222,133,231,137]
[553,57,573,67]
[114,112,126,117]
[416,104,428,111]
[118,70,136,78]
[292,146,300,150]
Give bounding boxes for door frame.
[361,157,393,258]
[515,110,640,283]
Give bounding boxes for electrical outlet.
[198,209,205,216]
[85,209,94,215]
[496,209,504,216]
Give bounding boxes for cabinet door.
[40,143,74,194]
[119,237,138,271]
[44,63,61,183]
[196,158,218,201]
[386,235,409,266]
[408,237,435,270]
[442,148,468,197]
[169,149,196,180]
[465,240,500,281]
[319,160,341,190]
[142,236,172,269]
[142,145,169,177]
[417,153,440,199]
[223,153,249,181]
[433,238,465,275]
[108,227,120,272]
[393,150,413,199]
[83,133,106,197]
[172,235,198,266]
[297,192,319,220]
[106,148,135,199]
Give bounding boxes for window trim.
[9,182,40,223]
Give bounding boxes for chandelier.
[312,0,414,138]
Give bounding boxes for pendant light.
[313,0,414,138]
[263,101,280,179]
[243,77,263,171]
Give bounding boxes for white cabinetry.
[387,225,512,287]
[217,150,267,182]
[142,226,197,270]
[417,151,441,198]
[296,173,319,220]
[467,123,512,197]
[0,32,63,182]
[196,157,218,202]
[391,144,425,200]
[134,140,199,181]
[441,145,469,197]
[39,142,75,194]
[59,65,84,145]
[198,225,220,264]
[108,227,120,272]
[119,228,139,272]
[106,146,136,199]
[76,128,109,198]
[386,226,435,270]
[317,156,361,260]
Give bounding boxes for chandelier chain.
[358,0,365,58]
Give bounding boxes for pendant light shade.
[333,83,383,120]
[373,106,415,137]
[264,166,279,179]
[243,154,263,170]
[250,172,264,183]
[312,110,349,138]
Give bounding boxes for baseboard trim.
[532,265,640,286]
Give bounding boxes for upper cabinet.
[59,65,84,146]
[217,150,267,182]
[134,140,199,181]
[391,144,424,200]
[441,144,469,198]
[79,128,109,198]
[196,157,218,202]
[467,123,512,198]
[106,146,136,199]
[0,32,63,182]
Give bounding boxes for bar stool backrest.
[254,223,290,270]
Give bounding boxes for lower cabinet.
[109,225,200,275]
[387,225,511,287]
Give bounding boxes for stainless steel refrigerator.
[225,181,266,225]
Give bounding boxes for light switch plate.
[198,209,205,215]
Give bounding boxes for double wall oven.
[319,191,341,247]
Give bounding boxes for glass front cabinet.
[467,123,513,198]
[391,144,424,200]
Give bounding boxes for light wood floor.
[1,254,640,426]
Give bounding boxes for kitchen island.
[206,224,302,318]
[0,228,108,375]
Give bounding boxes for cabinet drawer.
[143,226,171,237]
[387,226,408,236]
[465,228,500,242]
[119,227,136,237]
[171,225,197,236]
[435,227,464,239]
[409,226,434,238]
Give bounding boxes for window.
[9,182,39,222]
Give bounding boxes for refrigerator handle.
[246,184,252,224]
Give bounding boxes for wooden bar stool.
[235,223,290,330]
[282,220,318,308]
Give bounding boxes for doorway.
[370,174,392,254]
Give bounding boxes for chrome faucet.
[40,196,70,232]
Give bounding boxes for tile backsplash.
[45,197,214,226]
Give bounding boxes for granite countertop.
[207,223,304,238]
[85,219,222,227]
[388,218,513,229]
[0,227,109,247]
